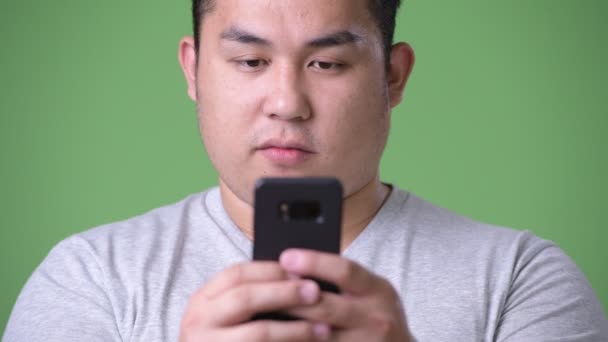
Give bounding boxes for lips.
[257,139,315,166]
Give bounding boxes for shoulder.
[59,189,219,257]
[377,187,608,340]
[386,187,545,252]
[391,187,608,339]
[3,188,223,341]
[37,188,222,286]
[78,189,212,242]
[378,186,584,301]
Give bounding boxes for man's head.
[179,0,414,206]
[192,0,402,69]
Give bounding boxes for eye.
[309,60,345,72]
[244,60,262,67]
[236,58,268,71]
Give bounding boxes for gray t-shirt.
[4,187,607,341]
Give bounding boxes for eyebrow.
[220,26,363,49]
[221,26,272,46]
[307,30,363,48]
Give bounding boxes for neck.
[219,176,391,251]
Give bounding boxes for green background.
[1,0,606,333]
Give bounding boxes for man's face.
[192,0,398,204]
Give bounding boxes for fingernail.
[299,281,319,304]
[313,323,331,341]
[280,250,300,269]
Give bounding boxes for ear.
[178,36,198,102]
[387,42,415,109]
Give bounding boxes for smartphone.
[252,177,343,320]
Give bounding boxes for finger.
[206,279,321,326]
[201,261,288,298]
[219,320,331,342]
[279,249,377,294]
[286,291,362,328]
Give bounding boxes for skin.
[178,0,415,340]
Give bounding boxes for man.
[4,0,607,341]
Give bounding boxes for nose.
[262,64,311,121]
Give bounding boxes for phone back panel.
[253,177,342,261]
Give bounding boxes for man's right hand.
[179,262,332,341]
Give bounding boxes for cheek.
[196,63,261,143]
[314,73,388,146]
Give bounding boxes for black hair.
[191,0,402,68]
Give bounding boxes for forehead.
[200,0,378,45]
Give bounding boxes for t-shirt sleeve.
[495,237,608,341]
[3,237,123,342]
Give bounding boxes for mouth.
[256,139,315,166]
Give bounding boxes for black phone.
[252,177,343,320]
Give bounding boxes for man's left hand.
[279,249,414,342]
